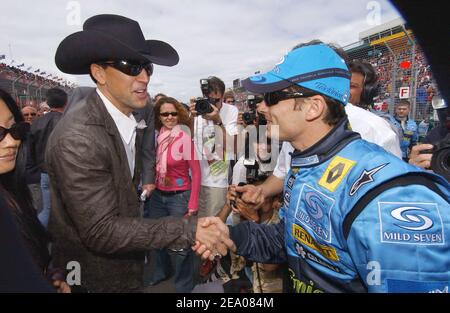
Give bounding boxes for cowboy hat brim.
[55,30,179,74]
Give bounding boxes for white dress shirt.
[97,89,137,176]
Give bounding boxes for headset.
[349,61,380,108]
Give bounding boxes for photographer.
[409,100,449,181]
[189,76,239,217]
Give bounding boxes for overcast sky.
[1,0,401,102]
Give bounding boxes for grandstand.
[0,60,75,108]
[343,18,439,121]
[231,18,441,123]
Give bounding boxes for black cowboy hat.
[55,14,179,74]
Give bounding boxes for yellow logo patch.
[292,224,339,261]
[318,156,356,192]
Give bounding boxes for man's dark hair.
[46,88,68,108]
[207,76,225,97]
[348,60,379,107]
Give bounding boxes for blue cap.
[242,43,351,105]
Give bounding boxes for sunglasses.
[263,90,317,106]
[0,122,30,142]
[160,111,178,117]
[100,60,153,77]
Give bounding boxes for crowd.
[0,14,448,294]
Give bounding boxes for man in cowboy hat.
[45,14,233,292]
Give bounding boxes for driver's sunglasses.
[263,90,317,106]
[99,60,153,77]
[0,122,30,142]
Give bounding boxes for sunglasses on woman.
[160,111,178,117]
[0,122,30,142]
[99,60,154,77]
[263,90,317,106]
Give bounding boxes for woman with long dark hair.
[0,88,69,292]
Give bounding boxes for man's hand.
[203,104,221,124]
[409,144,434,169]
[193,217,236,260]
[189,97,198,117]
[141,184,156,199]
[53,280,71,293]
[235,184,265,210]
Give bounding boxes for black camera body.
[195,97,214,115]
[195,79,214,115]
[243,95,263,125]
[243,159,271,184]
[430,133,450,181]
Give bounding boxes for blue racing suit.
[230,118,450,293]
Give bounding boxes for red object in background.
[400,61,411,69]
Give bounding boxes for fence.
[344,31,442,123]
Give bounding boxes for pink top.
[156,130,201,212]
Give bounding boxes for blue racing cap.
[242,43,351,105]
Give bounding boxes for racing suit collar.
[290,117,360,168]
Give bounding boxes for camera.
[195,79,214,115]
[242,95,263,125]
[430,134,450,182]
[243,159,271,184]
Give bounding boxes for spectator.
[30,88,67,228]
[21,106,37,124]
[144,97,201,292]
[390,99,419,160]
[223,90,236,105]
[0,88,69,293]
[189,76,239,217]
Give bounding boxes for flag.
[34,69,40,73]
[17,63,25,68]
[26,66,32,71]
[0,54,5,60]
[46,74,52,78]
[40,71,46,75]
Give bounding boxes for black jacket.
[30,111,63,173]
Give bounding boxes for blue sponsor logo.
[387,279,449,293]
[291,155,320,167]
[379,202,444,245]
[295,184,335,243]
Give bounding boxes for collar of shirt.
[96,88,137,144]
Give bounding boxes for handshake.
[192,184,264,260]
[193,216,236,260]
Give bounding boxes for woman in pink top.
[144,97,200,293]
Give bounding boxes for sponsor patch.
[294,242,341,273]
[288,268,324,293]
[387,279,449,293]
[292,224,339,261]
[349,163,388,196]
[318,156,356,192]
[295,184,335,242]
[287,175,296,190]
[379,202,444,245]
[284,190,291,208]
[291,155,320,167]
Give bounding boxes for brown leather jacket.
[45,91,197,292]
